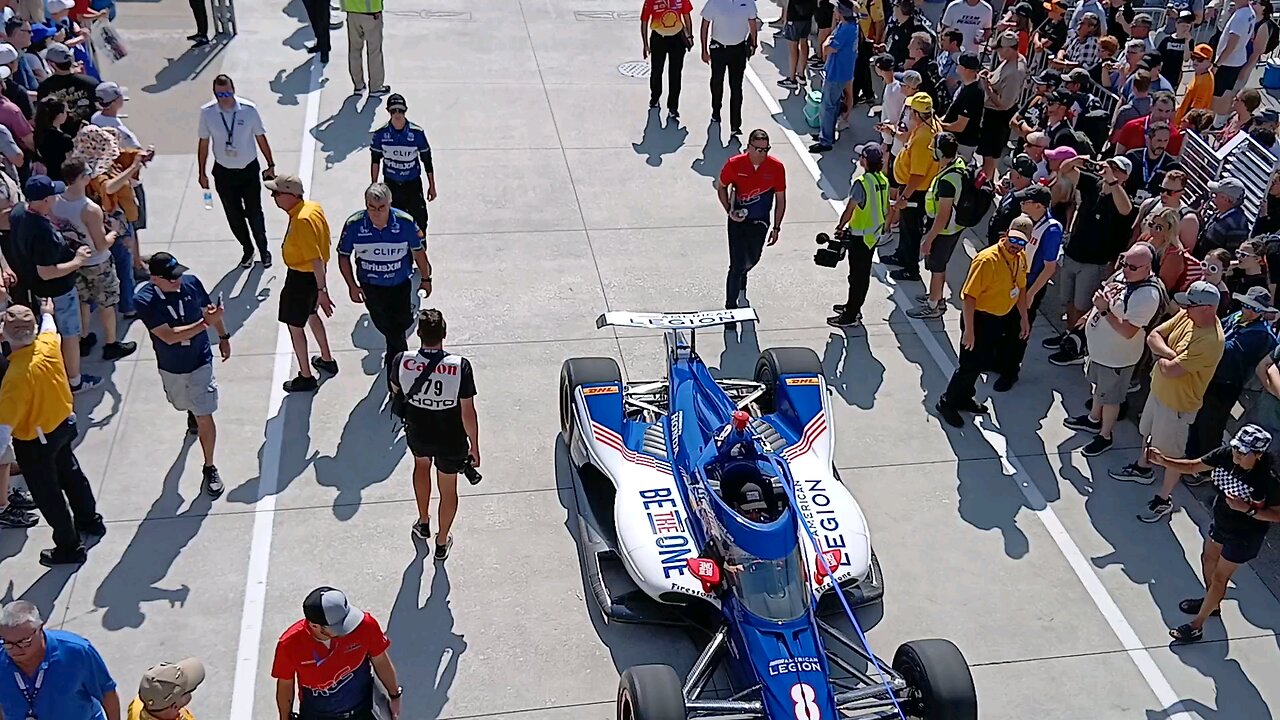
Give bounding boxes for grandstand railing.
[1180,129,1277,218]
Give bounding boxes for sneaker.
[992,374,1018,392]
[239,252,254,269]
[1081,434,1113,456]
[0,505,37,529]
[808,56,823,68]
[282,374,319,393]
[311,356,339,376]
[7,489,35,511]
[191,35,210,47]
[668,110,680,120]
[1110,463,1155,485]
[261,251,273,269]
[826,314,862,328]
[1169,623,1203,643]
[832,303,847,313]
[906,302,945,319]
[649,99,659,109]
[1138,495,1174,523]
[202,465,224,498]
[914,293,931,304]
[1042,333,1066,350]
[1183,472,1212,487]
[412,520,431,540]
[889,268,921,282]
[77,514,107,537]
[1178,597,1221,617]
[954,398,989,414]
[809,142,833,153]
[878,254,906,267]
[101,341,137,361]
[1048,346,1085,366]
[371,85,392,95]
[777,77,799,89]
[730,126,742,136]
[434,535,453,561]
[71,375,103,394]
[79,332,98,357]
[38,546,86,567]
[187,412,199,436]
[935,399,963,428]
[1063,414,1102,433]
[186,32,204,41]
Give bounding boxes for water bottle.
[202,190,213,210]
[417,288,429,312]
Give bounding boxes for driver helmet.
[733,481,776,522]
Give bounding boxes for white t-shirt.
[1085,273,1163,368]
[1218,3,1255,67]
[197,96,266,170]
[91,113,142,150]
[881,81,907,146]
[701,0,758,45]
[941,0,993,52]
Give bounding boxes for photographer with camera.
[907,132,966,320]
[827,143,890,329]
[390,308,480,562]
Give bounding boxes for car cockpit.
[704,411,789,524]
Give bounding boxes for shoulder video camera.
[814,227,857,268]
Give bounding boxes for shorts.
[1138,393,1193,457]
[924,231,963,273]
[50,287,82,337]
[279,269,319,328]
[1209,522,1266,564]
[782,18,813,41]
[1057,256,1107,310]
[386,176,428,234]
[977,107,1014,158]
[815,1,833,29]
[133,184,148,231]
[1086,360,1135,406]
[74,261,121,309]
[0,440,13,465]
[405,422,469,472]
[159,363,219,416]
[1214,64,1244,97]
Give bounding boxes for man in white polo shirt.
[700,0,758,136]
[195,74,278,270]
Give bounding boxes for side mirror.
[687,557,722,593]
[814,549,844,584]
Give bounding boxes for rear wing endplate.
[596,308,759,330]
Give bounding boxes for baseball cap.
[1,305,35,339]
[1231,423,1273,454]
[1044,145,1077,162]
[854,142,884,162]
[1142,52,1163,67]
[0,43,18,66]
[996,30,1020,47]
[873,52,896,70]
[264,174,305,196]
[736,482,770,513]
[1178,9,1196,23]
[48,0,74,12]
[957,52,981,70]
[138,659,206,711]
[1006,228,1031,246]
[1258,108,1280,125]
[1105,156,1133,175]
[1174,280,1221,307]
[147,252,188,280]
[1234,286,1278,313]
[95,81,127,104]
[1033,68,1062,86]
[1065,67,1091,84]
[23,174,64,201]
[1014,184,1052,205]
[386,93,408,112]
[894,69,923,86]
[1011,153,1037,178]
[29,23,56,44]
[1133,13,1154,26]
[905,92,933,113]
[1192,43,1214,60]
[1013,2,1034,16]
[45,42,73,65]
[0,66,11,82]
[1208,177,1246,201]
[1047,88,1074,105]
[303,587,365,636]
[836,0,858,18]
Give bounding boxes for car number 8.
[791,682,820,719]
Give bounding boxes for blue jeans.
[111,239,136,315]
[819,75,844,145]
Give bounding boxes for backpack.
[1122,275,1172,333]
[938,163,994,229]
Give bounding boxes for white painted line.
[228,59,325,720]
[742,65,1194,718]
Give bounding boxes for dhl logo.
[786,377,820,386]
[582,385,619,395]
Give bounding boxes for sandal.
[1178,597,1221,617]
[1170,623,1203,642]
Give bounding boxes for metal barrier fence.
[211,0,237,36]
[1180,129,1277,221]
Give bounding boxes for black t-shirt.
[944,81,985,146]
[1037,18,1068,54]
[1107,2,1135,45]
[7,203,75,298]
[1157,35,1188,88]
[1044,119,1075,148]
[36,72,99,132]
[786,0,817,21]
[35,128,73,182]
[1066,171,1135,264]
[1122,149,1181,199]
[1202,446,1280,540]
[395,348,477,448]
[1254,194,1280,236]
[887,17,926,64]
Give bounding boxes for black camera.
[461,455,482,485]
[814,228,855,268]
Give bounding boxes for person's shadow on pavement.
[383,548,467,720]
[632,109,689,167]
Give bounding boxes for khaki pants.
[347,11,385,90]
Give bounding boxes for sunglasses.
[214,90,235,98]
[749,144,770,152]
[1008,235,1029,247]
[1120,260,1146,271]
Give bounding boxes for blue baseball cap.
[23,175,65,201]
[29,22,57,44]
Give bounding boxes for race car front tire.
[560,357,623,440]
[892,639,978,720]
[617,664,686,720]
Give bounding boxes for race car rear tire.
[617,664,686,720]
[560,357,623,439]
[754,347,823,414]
[892,639,978,720]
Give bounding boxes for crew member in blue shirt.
[370,94,436,237]
[808,0,859,153]
[0,600,120,720]
[338,182,432,386]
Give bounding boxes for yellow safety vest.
[846,171,890,248]
[341,0,383,12]
[925,159,965,236]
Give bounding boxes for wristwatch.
[388,686,404,700]
[218,334,230,341]
[1247,507,1259,517]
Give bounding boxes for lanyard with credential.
[220,109,238,147]
[14,665,45,720]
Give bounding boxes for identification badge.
[1010,287,1020,299]
[224,145,238,158]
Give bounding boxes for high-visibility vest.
[846,170,889,248]
[341,0,383,13]
[925,158,965,236]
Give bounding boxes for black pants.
[650,32,688,112]
[843,237,875,317]
[896,191,927,272]
[942,308,1021,406]
[1186,382,1242,459]
[710,41,748,130]
[726,219,768,308]
[363,280,412,382]
[1001,285,1045,378]
[13,417,96,553]
[302,0,331,51]
[386,176,428,234]
[189,0,209,37]
[852,34,874,101]
[212,160,270,258]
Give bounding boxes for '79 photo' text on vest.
[397,352,466,411]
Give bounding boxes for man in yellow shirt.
[127,658,205,720]
[1111,281,1226,522]
[1175,44,1215,126]
[0,301,103,566]
[266,174,338,393]
[881,92,940,283]
[936,226,1032,427]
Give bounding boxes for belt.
[709,39,748,48]
[295,709,370,720]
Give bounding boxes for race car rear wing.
[596,308,759,330]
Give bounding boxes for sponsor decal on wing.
[785,377,820,385]
[581,385,619,395]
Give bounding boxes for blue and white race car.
[560,308,977,720]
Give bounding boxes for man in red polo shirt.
[1112,91,1184,155]
[272,587,402,720]
[717,128,787,310]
